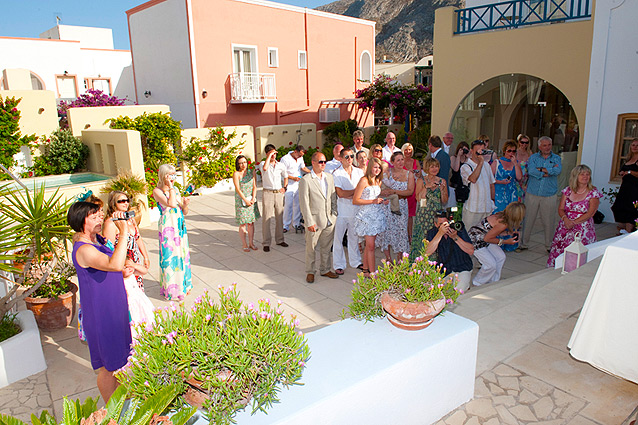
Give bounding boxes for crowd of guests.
[232,130,616,290]
[67,164,192,402]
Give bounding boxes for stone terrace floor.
[2,191,637,424]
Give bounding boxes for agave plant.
[0,384,197,425]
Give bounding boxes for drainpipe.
[304,9,310,108]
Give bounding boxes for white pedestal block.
[230,312,478,425]
[0,310,47,388]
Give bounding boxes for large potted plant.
[0,183,76,330]
[345,245,462,330]
[116,285,310,425]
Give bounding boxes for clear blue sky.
[1,0,330,50]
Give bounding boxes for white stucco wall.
[40,25,114,49]
[0,36,134,102]
[128,0,196,128]
[581,0,638,221]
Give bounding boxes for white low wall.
[0,310,47,388]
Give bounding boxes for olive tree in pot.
[0,183,76,331]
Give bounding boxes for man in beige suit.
[299,152,339,283]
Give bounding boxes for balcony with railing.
[229,72,277,103]
[455,0,591,34]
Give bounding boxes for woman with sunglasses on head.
[103,191,149,290]
[516,134,532,197]
[153,164,192,301]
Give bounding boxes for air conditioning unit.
[319,108,340,123]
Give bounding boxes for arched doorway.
[450,74,579,153]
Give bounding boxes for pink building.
[127,0,376,129]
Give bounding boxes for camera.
[113,211,136,221]
[462,148,469,154]
[480,149,494,155]
[435,207,464,231]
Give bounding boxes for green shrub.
[0,96,36,179]
[181,126,244,189]
[100,170,148,210]
[408,124,431,157]
[370,126,388,146]
[30,130,89,176]
[0,313,20,343]
[322,119,359,145]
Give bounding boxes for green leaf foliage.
[0,95,36,178]
[322,119,359,145]
[180,126,244,189]
[30,130,89,177]
[116,286,310,425]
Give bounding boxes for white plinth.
[229,312,478,425]
[0,310,47,388]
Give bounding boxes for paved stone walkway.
[0,371,52,421]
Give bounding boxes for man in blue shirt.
[425,210,475,292]
[520,136,562,251]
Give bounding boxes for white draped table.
[568,231,638,384]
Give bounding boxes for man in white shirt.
[281,145,310,233]
[382,132,401,162]
[332,147,364,274]
[299,152,339,283]
[259,144,289,252]
[352,130,369,168]
[460,139,495,229]
[324,144,344,174]
[443,132,454,155]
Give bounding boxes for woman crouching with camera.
[468,202,525,286]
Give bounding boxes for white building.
[0,24,134,102]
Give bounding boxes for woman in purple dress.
[68,201,132,403]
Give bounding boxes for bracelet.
[497,239,503,247]
[452,236,459,242]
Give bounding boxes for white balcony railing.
[230,72,277,103]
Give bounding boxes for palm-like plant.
[0,384,197,425]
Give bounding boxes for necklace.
[574,187,587,195]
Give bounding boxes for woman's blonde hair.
[157,164,176,188]
[568,164,593,192]
[401,143,414,154]
[496,202,526,231]
[422,157,440,174]
[365,157,384,185]
[370,144,383,158]
[517,133,532,155]
[106,190,128,218]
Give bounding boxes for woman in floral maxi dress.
[153,164,192,301]
[232,155,260,251]
[547,165,601,267]
[410,158,448,261]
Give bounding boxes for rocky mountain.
[317,0,464,63]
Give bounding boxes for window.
[86,78,112,95]
[298,50,307,70]
[56,75,78,98]
[30,73,44,90]
[611,113,638,181]
[268,48,278,68]
[360,51,372,82]
[232,45,258,74]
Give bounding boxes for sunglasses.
[374,149,383,153]
[343,154,354,159]
[317,160,327,165]
[117,199,130,204]
[519,141,529,145]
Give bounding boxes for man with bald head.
[443,132,454,155]
[299,152,339,283]
[382,132,401,162]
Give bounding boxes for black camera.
[480,149,494,155]
[435,207,464,231]
[113,211,136,221]
[462,148,469,154]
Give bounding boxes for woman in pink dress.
[401,142,421,242]
[547,165,601,267]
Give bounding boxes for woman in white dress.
[353,157,389,277]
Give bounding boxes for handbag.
[455,163,473,203]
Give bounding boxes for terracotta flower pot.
[24,283,78,331]
[380,292,446,331]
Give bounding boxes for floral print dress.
[410,177,442,261]
[547,187,602,267]
[158,192,192,300]
[235,169,260,225]
[377,172,409,254]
